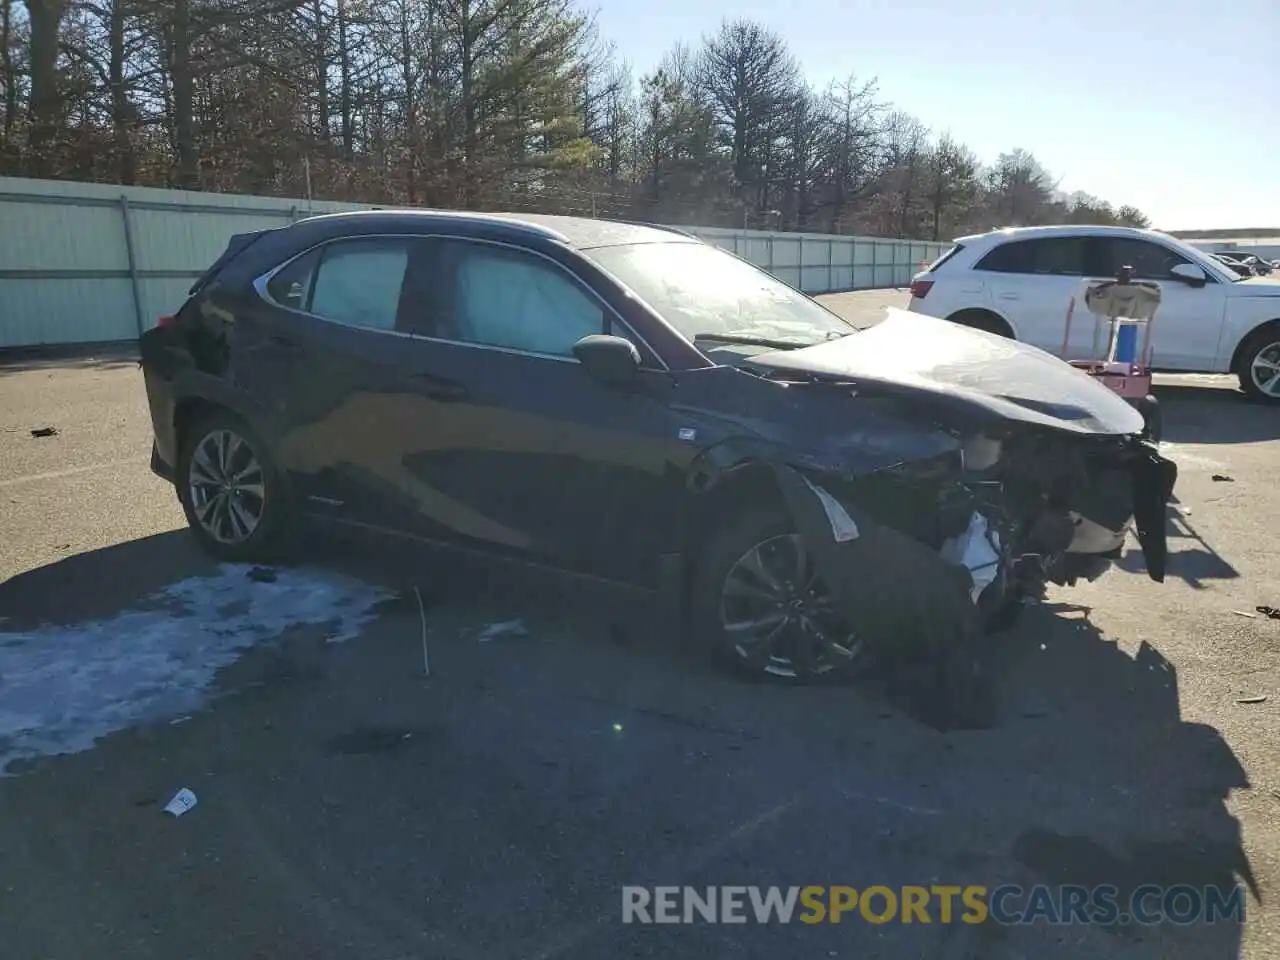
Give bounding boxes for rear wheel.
[177,411,292,561]
[691,506,866,682]
[1237,326,1280,404]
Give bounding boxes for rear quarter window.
[928,245,964,271]
[975,237,1085,276]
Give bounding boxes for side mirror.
[1170,263,1207,287]
[573,334,641,386]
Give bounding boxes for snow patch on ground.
[0,564,388,773]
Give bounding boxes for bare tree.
[923,132,978,240]
[23,0,69,172]
[696,18,799,217]
[815,73,881,233]
[0,10,1150,235]
[2,0,26,145]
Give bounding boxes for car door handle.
[401,372,468,401]
[998,292,1019,301]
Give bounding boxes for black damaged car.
[140,211,1176,712]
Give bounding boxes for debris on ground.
[413,586,430,677]
[477,619,528,642]
[1236,696,1268,705]
[29,427,58,438]
[1256,606,1280,621]
[1233,610,1258,619]
[1211,474,1235,482]
[168,715,192,725]
[322,725,413,756]
[246,566,277,583]
[163,787,198,817]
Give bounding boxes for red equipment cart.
[1059,265,1162,441]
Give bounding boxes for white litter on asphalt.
[0,564,388,774]
[477,619,528,642]
[163,787,198,817]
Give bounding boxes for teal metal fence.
[0,176,949,348]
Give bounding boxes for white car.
[908,225,1280,403]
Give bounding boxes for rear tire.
[1235,325,1280,404]
[947,309,1014,338]
[176,410,293,562]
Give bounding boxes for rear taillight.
[910,278,934,299]
[156,314,176,327]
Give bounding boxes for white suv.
[908,225,1280,403]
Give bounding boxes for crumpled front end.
[772,427,1176,649]
[766,430,1174,726]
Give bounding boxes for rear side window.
[266,248,320,310]
[975,237,1085,276]
[264,238,411,331]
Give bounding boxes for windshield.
[586,241,856,347]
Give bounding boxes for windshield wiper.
[693,332,817,351]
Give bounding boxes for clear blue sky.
[589,0,1279,231]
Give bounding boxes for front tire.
[1236,326,1280,404]
[690,505,866,683]
[176,410,292,562]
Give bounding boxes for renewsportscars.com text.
[621,884,1245,926]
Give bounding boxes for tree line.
[0,1,1150,238]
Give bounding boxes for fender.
[152,366,277,469]
[1223,316,1280,375]
[671,396,963,562]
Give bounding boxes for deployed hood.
[746,308,1145,436]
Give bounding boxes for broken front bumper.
[772,440,1177,637]
[1129,446,1178,583]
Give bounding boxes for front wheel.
[177,411,292,562]
[691,506,867,682]
[1236,327,1280,404]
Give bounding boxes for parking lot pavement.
[1,296,1278,959]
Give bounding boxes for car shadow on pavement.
[0,528,1257,960]
[0,343,140,376]
[1153,382,1280,444]
[0,529,217,629]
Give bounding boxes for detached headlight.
[960,434,1002,472]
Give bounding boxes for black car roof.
[292,209,696,250]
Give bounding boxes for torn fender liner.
[1132,450,1178,583]
[770,463,978,651]
[798,475,860,542]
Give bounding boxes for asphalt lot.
[1,289,1277,959]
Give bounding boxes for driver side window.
[435,241,605,357]
[1092,238,1192,281]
